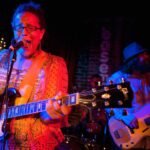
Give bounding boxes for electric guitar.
[0,81,133,138]
[109,105,150,149]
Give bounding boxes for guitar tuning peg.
[97,81,101,87]
[92,101,97,107]
[104,100,110,107]
[121,78,125,83]
[104,86,109,91]
[92,88,97,93]
[117,84,122,90]
[118,100,123,106]
[109,80,113,85]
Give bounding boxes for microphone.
[9,39,24,51]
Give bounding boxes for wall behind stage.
[0,1,150,92]
[73,17,139,91]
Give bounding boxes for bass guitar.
[109,105,150,149]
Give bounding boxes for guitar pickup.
[114,130,121,139]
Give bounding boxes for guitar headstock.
[79,81,133,108]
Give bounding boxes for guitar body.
[109,115,150,149]
[0,88,20,140]
[0,105,10,140]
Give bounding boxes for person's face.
[12,12,45,58]
[133,52,150,73]
[138,52,150,64]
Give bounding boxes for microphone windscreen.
[9,39,24,50]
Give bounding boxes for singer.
[0,2,71,150]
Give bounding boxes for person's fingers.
[53,101,61,110]
[46,96,71,119]
[46,100,53,110]
[54,92,71,115]
[54,91,63,100]
[50,111,64,119]
[46,100,63,119]
[61,105,71,115]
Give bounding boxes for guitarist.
[107,42,150,149]
[0,2,71,150]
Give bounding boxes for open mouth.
[23,40,31,48]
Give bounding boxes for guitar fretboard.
[8,100,48,118]
[0,81,133,120]
[0,93,79,119]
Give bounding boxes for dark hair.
[121,57,139,74]
[121,51,150,74]
[11,1,46,29]
[90,74,101,80]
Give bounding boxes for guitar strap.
[15,51,48,105]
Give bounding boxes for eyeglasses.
[13,25,41,33]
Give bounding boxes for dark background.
[0,0,150,91]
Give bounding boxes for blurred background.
[0,0,149,92]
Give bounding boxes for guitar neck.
[0,81,133,119]
[1,93,79,119]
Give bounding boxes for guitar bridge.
[114,130,121,139]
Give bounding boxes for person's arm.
[41,56,71,123]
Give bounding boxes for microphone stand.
[2,49,17,150]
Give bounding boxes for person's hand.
[46,92,72,119]
[122,114,139,129]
